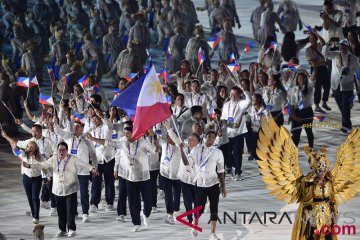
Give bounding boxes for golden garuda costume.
[256,115,360,240]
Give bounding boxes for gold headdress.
[304,145,330,172]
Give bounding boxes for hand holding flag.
[78,75,89,89]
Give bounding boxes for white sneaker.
[116,215,126,222]
[49,207,57,216]
[165,214,175,225]
[157,190,165,199]
[231,168,236,179]
[32,218,39,224]
[67,230,76,237]
[234,174,243,181]
[191,228,198,238]
[82,214,89,223]
[151,207,157,213]
[105,204,114,211]
[142,212,150,226]
[56,230,67,237]
[40,201,50,209]
[209,233,220,240]
[25,211,31,216]
[132,225,141,232]
[89,205,98,213]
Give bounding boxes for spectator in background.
[250,0,266,43]
[277,0,303,33]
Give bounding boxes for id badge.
[298,101,304,110]
[266,105,273,111]
[164,156,171,163]
[59,173,65,184]
[71,149,77,155]
[41,154,46,159]
[227,117,234,123]
[112,133,118,139]
[155,129,162,135]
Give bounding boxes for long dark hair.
[216,85,227,109]
[281,32,297,62]
[271,74,287,95]
[253,93,266,108]
[296,72,309,96]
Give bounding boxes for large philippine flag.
[132,66,172,140]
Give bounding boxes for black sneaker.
[341,127,349,134]
[248,155,254,161]
[315,107,326,114]
[321,103,332,111]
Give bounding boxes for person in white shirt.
[172,93,190,126]
[165,121,200,225]
[184,80,211,120]
[180,131,226,240]
[87,126,160,232]
[290,72,316,148]
[159,132,182,225]
[0,138,44,224]
[55,119,98,223]
[323,39,360,132]
[262,73,288,126]
[248,94,267,160]
[201,69,219,101]
[69,84,88,114]
[10,122,57,213]
[89,113,116,212]
[220,86,251,180]
[23,142,97,238]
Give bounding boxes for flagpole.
[1,100,16,120]
[195,62,203,77]
[171,115,182,143]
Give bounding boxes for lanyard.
[127,141,139,159]
[253,107,263,121]
[39,138,45,157]
[57,155,71,173]
[228,101,238,117]
[166,143,175,160]
[93,127,102,147]
[71,137,82,150]
[340,54,350,68]
[191,94,201,106]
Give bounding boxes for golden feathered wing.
[256,114,303,204]
[331,128,360,203]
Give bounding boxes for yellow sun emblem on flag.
[149,76,164,101]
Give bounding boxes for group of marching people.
[1,0,360,239]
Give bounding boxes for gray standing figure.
[81,33,108,82]
[105,42,142,80]
[209,0,231,34]
[277,0,302,33]
[48,29,70,67]
[103,22,123,68]
[185,26,211,74]
[10,25,27,66]
[90,7,108,45]
[127,12,150,67]
[221,0,241,29]
[99,0,120,26]
[219,21,239,63]
[250,0,266,43]
[178,0,198,36]
[166,24,189,73]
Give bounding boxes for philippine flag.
[125,72,138,81]
[112,88,120,95]
[39,94,54,106]
[229,53,236,63]
[16,77,30,88]
[92,84,101,93]
[244,41,254,53]
[132,66,172,140]
[78,75,89,89]
[209,106,217,119]
[29,76,39,87]
[157,68,170,83]
[72,113,85,123]
[207,33,221,49]
[270,41,278,50]
[198,48,205,64]
[227,63,240,73]
[13,147,23,160]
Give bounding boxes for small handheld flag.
[39,94,54,106]
[229,53,236,63]
[314,116,327,122]
[198,48,205,64]
[270,41,278,50]
[125,72,138,81]
[207,33,221,49]
[166,95,172,106]
[157,68,170,83]
[71,113,85,123]
[29,76,39,87]
[78,75,89,89]
[112,89,120,95]
[244,41,254,53]
[226,63,240,73]
[16,77,30,88]
[303,23,314,33]
[209,106,217,119]
[92,84,101,93]
[166,48,172,60]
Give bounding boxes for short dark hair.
[124,120,133,127]
[210,68,218,75]
[124,126,133,132]
[323,0,333,7]
[57,142,68,150]
[190,106,203,115]
[90,94,102,104]
[230,86,241,94]
[32,124,42,131]
[175,93,184,100]
[206,131,216,137]
[190,133,201,142]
